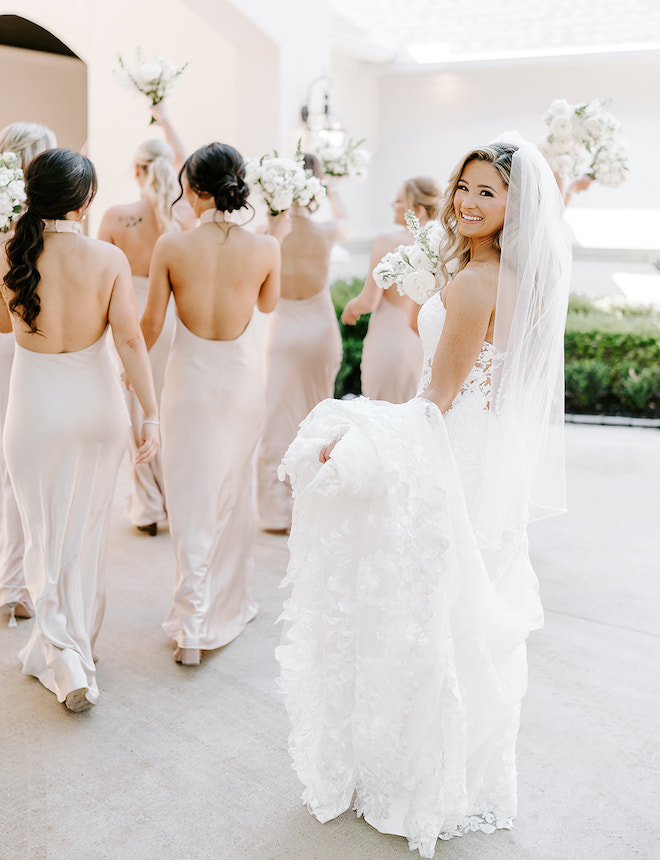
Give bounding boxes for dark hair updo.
[4,148,97,334]
[180,142,249,213]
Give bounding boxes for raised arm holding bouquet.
[540,98,630,204]
[118,51,188,125]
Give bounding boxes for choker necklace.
[42,219,83,234]
[199,209,228,225]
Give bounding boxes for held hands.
[266,211,293,243]
[136,420,159,466]
[340,297,363,326]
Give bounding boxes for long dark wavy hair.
[4,148,97,334]
[177,142,250,215]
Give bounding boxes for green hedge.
[330,281,660,416]
[331,278,370,398]
[564,295,660,416]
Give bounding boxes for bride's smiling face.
[453,159,508,241]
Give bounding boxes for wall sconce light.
[300,76,346,149]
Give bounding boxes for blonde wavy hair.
[134,139,180,234]
[436,142,516,289]
[0,122,57,169]
[402,175,441,220]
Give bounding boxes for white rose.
[0,167,12,187]
[0,194,13,216]
[1,152,18,168]
[400,270,437,304]
[156,56,177,78]
[133,62,162,88]
[7,179,25,201]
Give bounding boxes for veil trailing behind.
[276,136,571,858]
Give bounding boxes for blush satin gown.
[125,274,174,529]
[3,331,129,705]
[0,330,30,617]
[360,296,424,403]
[257,288,342,531]
[161,313,264,650]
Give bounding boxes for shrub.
[329,281,660,416]
[565,360,611,412]
[613,365,660,415]
[330,278,370,398]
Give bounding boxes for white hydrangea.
[541,97,629,186]
[0,152,25,232]
[316,137,371,180]
[245,147,326,215]
[372,212,443,304]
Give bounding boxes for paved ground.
[2,423,659,860]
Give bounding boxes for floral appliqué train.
[276,291,543,858]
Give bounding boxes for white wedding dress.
[277,291,543,858]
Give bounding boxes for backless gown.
[125,274,174,528]
[3,332,129,705]
[161,313,264,650]
[257,288,342,531]
[360,297,423,403]
[0,330,29,615]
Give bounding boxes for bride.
[276,136,571,857]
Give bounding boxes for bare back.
[0,234,127,353]
[280,213,341,300]
[98,198,196,277]
[145,221,280,342]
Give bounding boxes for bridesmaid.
[341,176,440,402]
[98,102,196,537]
[141,142,290,666]
[257,154,348,534]
[0,122,57,624]
[0,148,159,711]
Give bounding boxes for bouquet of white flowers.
[315,137,371,179]
[540,98,630,186]
[373,212,443,305]
[118,52,187,124]
[245,144,326,216]
[0,152,26,233]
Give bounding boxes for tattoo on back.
[118,215,143,228]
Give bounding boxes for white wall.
[330,50,660,253]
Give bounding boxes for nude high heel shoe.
[174,647,201,666]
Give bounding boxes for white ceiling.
[331,0,660,64]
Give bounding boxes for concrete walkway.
[2,424,659,860]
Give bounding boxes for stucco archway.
[0,15,87,152]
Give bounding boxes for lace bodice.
[417,292,503,412]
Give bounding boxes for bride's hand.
[319,437,342,463]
